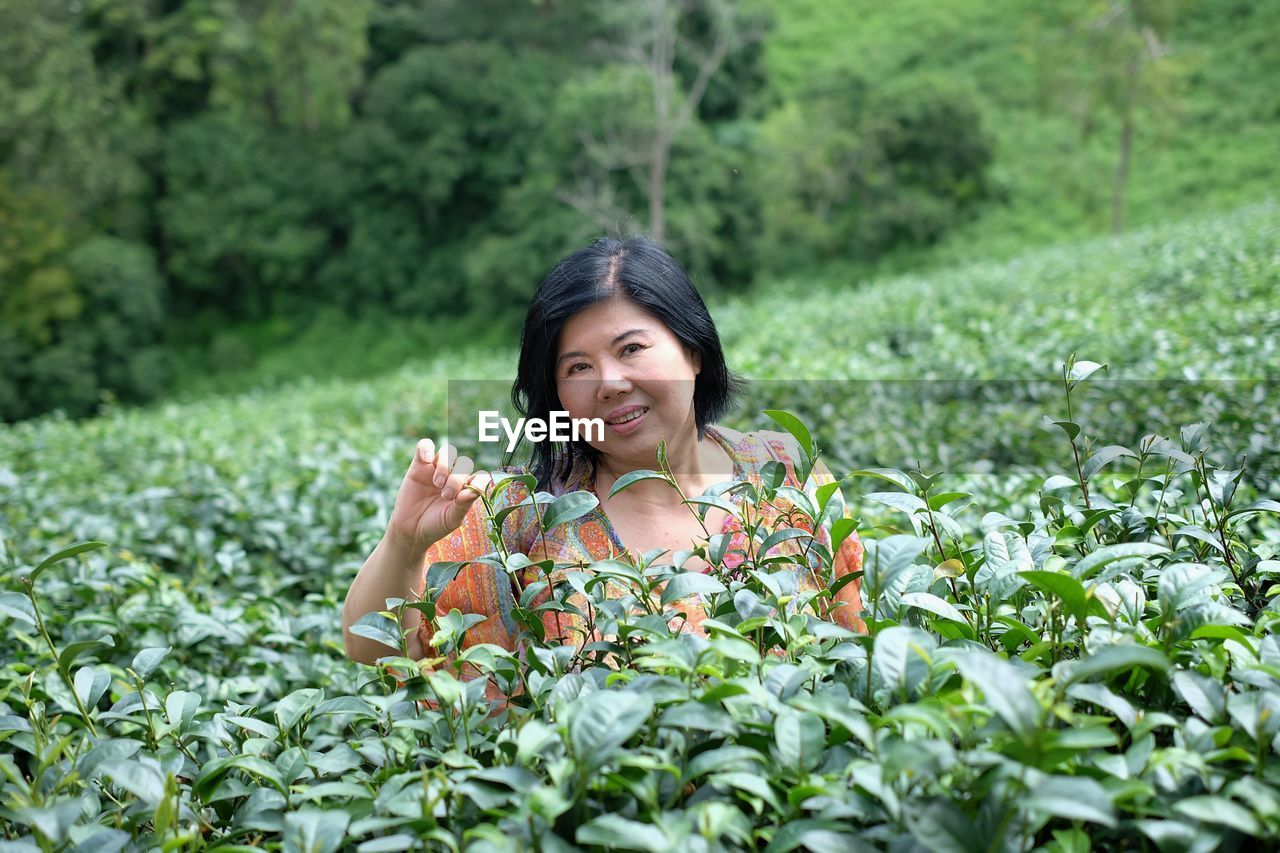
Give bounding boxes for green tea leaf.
[608,469,669,498]
[1172,796,1261,835]
[1055,644,1169,686]
[576,814,669,851]
[284,808,351,853]
[1081,445,1138,481]
[952,650,1041,741]
[851,468,916,493]
[1023,775,1116,827]
[773,707,825,772]
[57,635,114,673]
[105,759,167,805]
[1172,670,1225,723]
[660,572,727,605]
[1066,359,1108,384]
[73,666,110,709]
[1228,499,1280,520]
[0,592,36,626]
[275,688,324,732]
[130,647,170,680]
[1072,542,1168,580]
[900,592,967,625]
[763,409,815,460]
[906,799,982,853]
[164,690,200,729]
[569,691,654,772]
[874,626,935,699]
[1018,571,1089,625]
[541,491,600,532]
[349,612,401,650]
[14,800,83,844]
[686,745,766,780]
[29,541,108,583]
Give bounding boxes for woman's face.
[554,296,701,467]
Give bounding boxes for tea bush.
[1,206,1279,849]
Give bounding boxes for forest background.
[1,0,1277,421]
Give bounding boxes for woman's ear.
[691,347,702,375]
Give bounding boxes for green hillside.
[6,200,1276,514]
[764,0,1280,269]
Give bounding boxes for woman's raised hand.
[386,439,492,551]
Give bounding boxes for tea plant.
[3,352,1279,849]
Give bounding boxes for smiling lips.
[605,405,649,433]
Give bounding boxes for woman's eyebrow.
[556,329,649,365]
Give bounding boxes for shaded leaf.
[541,491,599,532]
[1023,775,1116,827]
[576,814,669,851]
[660,572,726,605]
[284,808,351,853]
[569,691,654,772]
[30,541,108,583]
[130,647,170,680]
[952,650,1041,740]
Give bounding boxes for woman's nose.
[597,360,633,398]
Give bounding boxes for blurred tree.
[159,114,337,322]
[133,0,371,326]
[319,40,567,315]
[1038,0,1184,233]
[572,0,770,246]
[753,73,996,272]
[0,0,162,421]
[0,0,151,236]
[83,0,369,130]
[0,192,167,420]
[367,0,611,69]
[10,0,1242,423]
[209,0,370,131]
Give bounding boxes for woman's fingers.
[409,440,490,503]
[453,471,492,506]
[441,456,474,500]
[432,443,458,488]
[416,438,436,465]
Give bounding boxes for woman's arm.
[342,438,489,665]
[342,527,430,664]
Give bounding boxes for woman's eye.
[622,343,643,356]
[567,362,590,375]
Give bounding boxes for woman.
[342,236,864,670]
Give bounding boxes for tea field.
[2,201,1279,850]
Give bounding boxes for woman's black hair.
[510,235,745,488]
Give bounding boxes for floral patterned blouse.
[417,425,865,661]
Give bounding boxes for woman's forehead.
[557,298,666,350]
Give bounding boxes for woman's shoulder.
[712,424,841,491]
[712,424,805,467]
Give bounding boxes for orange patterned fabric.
[416,425,865,664]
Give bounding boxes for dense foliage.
[1,208,1278,848]
[5,0,1280,418]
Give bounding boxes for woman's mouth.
[605,406,649,434]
